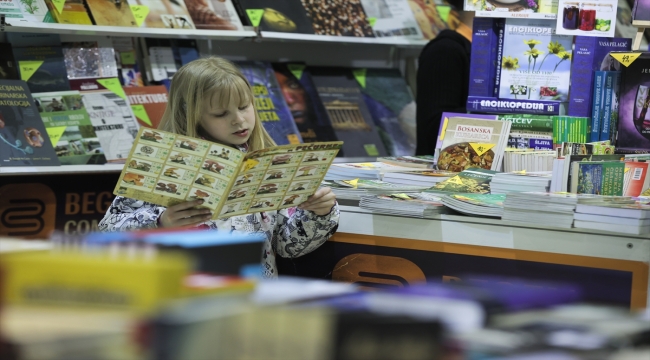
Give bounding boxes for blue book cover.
[469,18,502,98]
[601,72,615,142]
[591,71,606,142]
[609,71,621,144]
[493,19,505,98]
[568,37,631,118]
[12,45,71,93]
[361,68,416,156]
[236,61,303,146]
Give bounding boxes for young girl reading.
[99,57,339,278]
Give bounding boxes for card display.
[114,127,342,217]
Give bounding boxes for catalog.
[114,127,343,218]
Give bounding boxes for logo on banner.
[332,254,426,289]
[0,184,56,238]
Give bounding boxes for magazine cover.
[237,0,314,33]
[12,45,71,93]
[360,0,423,38]
[80,79,140,162]
[0,43,19,81]
[623,161,649,197]
[62,41,119,83]
[272,63,338,144]
[408,0,447,40]
[300,0,375,37]
[124,85,169,129]
[614,52,650,152]
[575,161,625,195]
[132,0,195,28]
[499,19,573,102]
[85,0,138,27]
[114,127,342,217]
[633,0,650,24]
[185,0,243,30]
[32,91,107,165]
[361,68,417,156]
[45,0,93,25]
[0,0,53,23]
[436,117,511,172]
[0,80,60,166]
[427,168,497,194]
[237,61,303,146]
[309,66,388,157]
[556,0,617,37]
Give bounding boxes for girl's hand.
[159,199,212,228]
[298,187,336,216]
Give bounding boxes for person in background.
[98,57,339,279]
[415,0,472,156]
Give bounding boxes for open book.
[114,128,342,218]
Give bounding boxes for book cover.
[237,0,314,34]
[556,0,617,37]
[185,0,243,30]
[0,43,19,81]
[46,0,93,25]
[568,37,631,118]
[0,80,60,166]
[131,0,194,28]
[272,63,338,144]
[499,19,573,102]
[12,45,71,93]
[114,127,342,217]
[62,41,119,92]
[309,66,388,157]
[124,85,168,129]
[469,18,503,99]
[623,161,649,197]
[614,52,650,152]
[32,90,107,165]
[497,114,553,133]
[617,0,649,49]
[435,112,497,154]
[359,0,422,38]
[360,68,416,156]
[575,161,624,196]
[85,0,138,27]
[633,0,650,24]
[16,0,54,23]
[561,153,624,192]
[80,79,140,162]
[300,0,375,37]
[237,61,303,146]
[436,116,511,172]
[408,0,447,40]
[427,168,497,194]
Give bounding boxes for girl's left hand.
[298,187,336,216]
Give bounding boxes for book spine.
[591,71,605,143]
[469,18,496,98]
[493,20,505,98]
[466,96,561,115]
[609,71,621,145]
[600,71,614,142]
[568,37,596,117]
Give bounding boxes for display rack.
[632,20,650,51]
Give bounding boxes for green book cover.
[498,114,552,133]
[427,168,497,194]
[576,161,625,196]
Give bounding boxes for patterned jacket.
[98,197,339,278]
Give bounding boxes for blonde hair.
[158,57,275,151]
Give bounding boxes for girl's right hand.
[159,199,212,228]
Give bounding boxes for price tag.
[342,179,359,188]
[287,64,305,80]
[18,60,44,82]
[353,68,367,89]
[469,143,495,156]
[130,5,149,27]
[246,9,264,27]
[368,17,377,27]
[131,105,152,126]
[390,193,412,200]
[363,144,379,156]
[45,126,67,147]
[446,176,464,185]
[97,78,126,100]
[610,52,642,67]
[287,134,301,144]
[51,0,65,14]
[120,51,136,65]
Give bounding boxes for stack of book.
[440,194,505,218]
[490,172,553,195]
[503,150,556,173]
[502,193,583,228]
[382,170,454,187]
[574,203,650,235]
[325,180,430,201]
[325,162,422,181]
[359,193,448,218]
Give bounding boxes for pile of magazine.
[490,171,553,195]
[382,170,454,187]
[359,193,449,218]
[325,162,423,181]
[324,180,430,201]
[440,194,505,218]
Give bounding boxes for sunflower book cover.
[32,90,107,165]
[498,19,573,103]
[114,127,342,217]
[0,80,60,167]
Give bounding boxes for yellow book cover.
[115,127,342,218]
[85,0,137,27]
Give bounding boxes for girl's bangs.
[211,75,251,110]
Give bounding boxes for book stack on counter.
[325,162,424,181]
[324,180,430,201]
[440,194,505,218]
[359,193,449,218]
[574,202,650,235]
[382,170,454,187]
[503,150,556,173]
[490,172,553,195]
[503,193,636,229]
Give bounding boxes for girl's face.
[200,93,256,146]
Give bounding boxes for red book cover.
[124,85,168,129]
[623,161,650,196]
